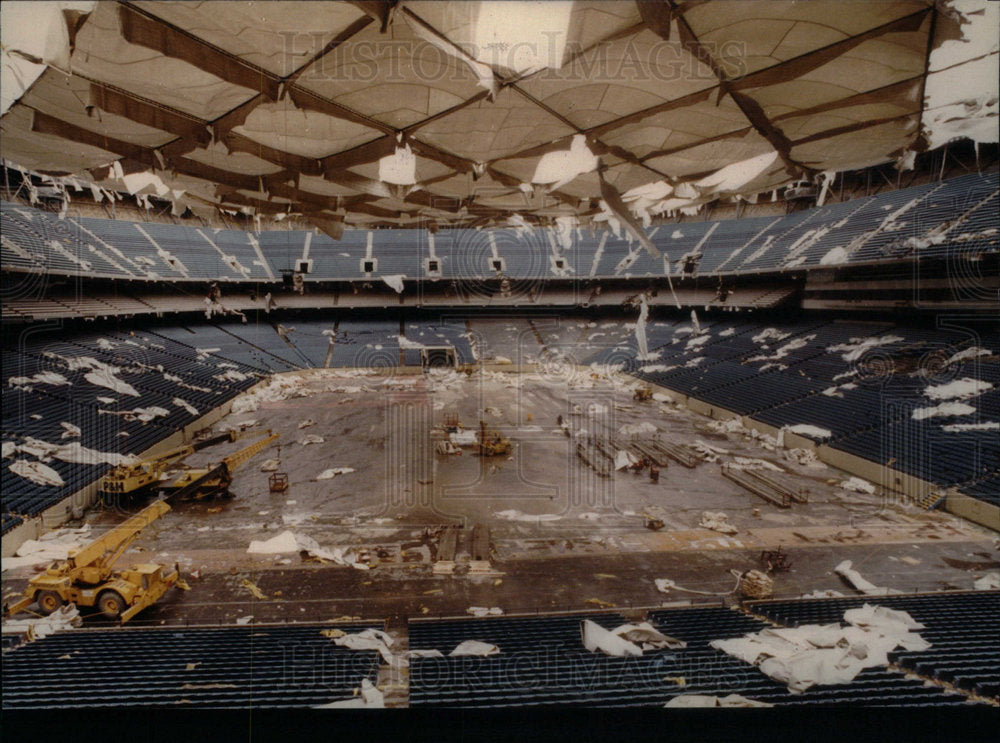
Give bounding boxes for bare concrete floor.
[4,368,997,627]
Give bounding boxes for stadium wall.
[0,380,266,557]
[945,492,1000,532]
[640,377,999,532]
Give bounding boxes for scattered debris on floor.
[835,560,901,595]
[247,531,299,554]
[240,579,267,600]
[760,547,791,573]
[5,525,91,569]
[618,422,657,436]
[614,450,640,470]
[448,429,478,447]
[690,440,727,462]
[699,511,738,534]
[260,458,280,472]
[655,576,740,597]
[230,376,309,415]
[839,477,876,494]
[785,448,826,469]
[974,572,1000,590]
[801,589,845,598]
[2,604,82,641]
[731,457,784,472]
[467,606,503,617]
[316,467,355,479]
[737,569,773,598]
[785,424,832,440]
[494,509,560,523]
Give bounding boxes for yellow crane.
[474,420,511,457]
[4,501,178,622]
[100,428,275,499]
[633,385,653,402]
[161,431,279,499]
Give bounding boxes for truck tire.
[97,590,126,620]
[35,590,63,615]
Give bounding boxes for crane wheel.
[35,590,64,615]
[97,590,126,620]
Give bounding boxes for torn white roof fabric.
[0,1,993,228]
[835,560,902,596]
[710,604,930,693]
[449,640,501,657]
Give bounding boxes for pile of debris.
[247,530,374,570]
[581,619,686,657]
[710,604,929,693]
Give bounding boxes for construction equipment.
[162,431,279,499]
[100,428,270,499]
[474,420,511,457]
[760,547,791,573]
[643,513,665,531]
[4,501,178,623]
[268,472,289,493]
[443,413,461,433]
[633,385,653,402]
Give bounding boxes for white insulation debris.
[924,378,993,401]
[467,607,504,617]
[316,467,355,479]
[710,604,928,693]
[912,402,977,420]
[581,619,685,657]
[835,560,901,596]
[785,424,832,440]
[449,640,501,657]
[10,459,66,488]
[666,694,772,708]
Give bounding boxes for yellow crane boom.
[4,500,178,623]
[68,500,171,575]
[100,428,270,497]
[164,431,279,499]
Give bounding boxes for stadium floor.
[3,369,993,628]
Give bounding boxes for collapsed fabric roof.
[1,0,997,233]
